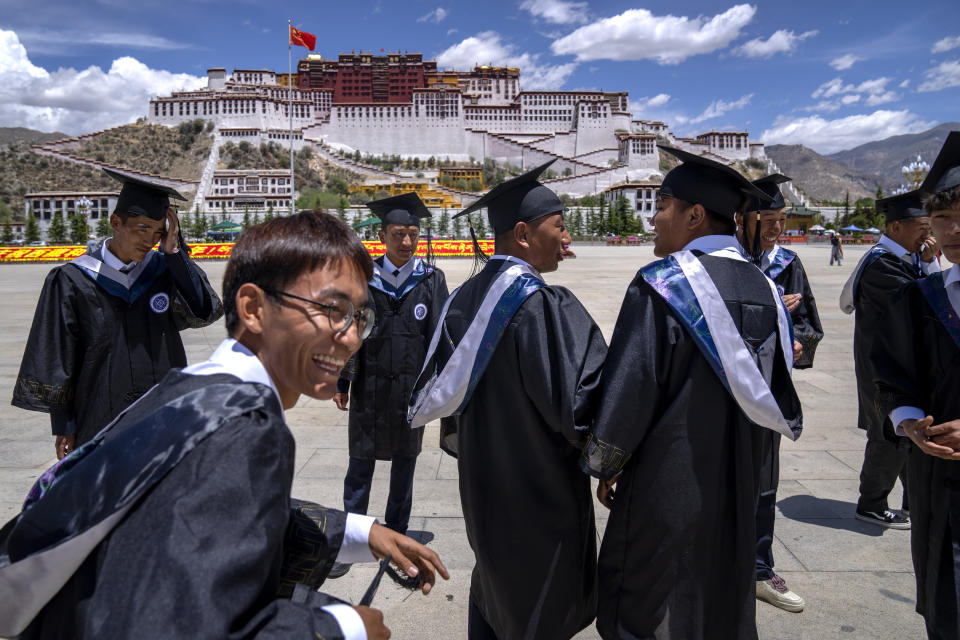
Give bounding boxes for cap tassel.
[468,217,489,275]
[750,217,763,266]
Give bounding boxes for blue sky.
[1,0,958,154]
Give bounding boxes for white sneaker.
[756,576,805,612]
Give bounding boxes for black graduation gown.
[872,274,960,631]
[440,259,607,640]
[342,260,448,459]
[759,252,824,496]
[2,371,349,640]
[853,253,923,438]
[769,252,823,370]
[583,254,802,640]
[11,246,223,444]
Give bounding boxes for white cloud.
[437,31,577,89]
[732,29,817,59]
[802,100,841,113]
[864,90,898,106]
[829,54,862,70]
[810,76,898,105]
[417,7,448,24]
[645,93,671,108]
[688,93,752,124]
[899,79,910,88]
[932,35,960,54]
[918,59,960,92]
[15,28,193,56]
[840,94,860,105]
[550,4,756,64]
[520,0,589,25]
[0,29,205,134]
[760,109,934,154]
[446,28,458,36]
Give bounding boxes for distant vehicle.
[27,241,47,247]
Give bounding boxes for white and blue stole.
[641,249,801,440]
[408,259,544,428]
[70,247,167,304]
[370,256,433,300]
[839,244,890,314]
[917,272,960,350]
[764,245,796,283]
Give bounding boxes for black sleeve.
[164,248,224,330]
[871,282,929,428]
[86,412,349,639]
[857,258,915,313]
[515,286,607,446]
[11,268,79,435]
[428,269,450,334]
[581,277,673,479]
[786,258,823,369]
[277,499,348,598]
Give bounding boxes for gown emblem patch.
[149,293,170,314]
[414,303,428,320]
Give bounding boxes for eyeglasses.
[263,288,375,340]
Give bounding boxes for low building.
[349,180,462,209]
[784,206,820,234]
[438,167,483,188]
[603,181,661,232]
[24,191,119,235]
[204,169,293,219]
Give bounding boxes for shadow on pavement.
[778,495,888,537]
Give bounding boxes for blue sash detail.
[71,251,167,304]
[455,273,544,414]
[370,258,433,300]
[765,247,796,281]
[640,256,728,391]
[917,273,960,351]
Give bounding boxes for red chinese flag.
[289,26,316,51]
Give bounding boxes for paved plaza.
[0,244,943,639]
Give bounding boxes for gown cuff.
[335,513,378,564]
[890,406,925,437]
[322,603,367,640]
[50,409,76,436]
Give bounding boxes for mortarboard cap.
[454,160,564,235]
[104,168,186,221]
[877,190,928,223]
[920,130,960,196]
[367,192,432,227]
[659,145,772,220]
[748,174,791,212]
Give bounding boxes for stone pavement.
[0,244,941,639]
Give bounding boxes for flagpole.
[288,19,295,215]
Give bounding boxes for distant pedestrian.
[830,233,844,265]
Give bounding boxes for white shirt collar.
[946,263,960,288]
[378,255,417,288]
[182,338,282,412]
[491,253,542,277]
[878,234,913,262]
[681,235,747,261]
[101,237,139,272]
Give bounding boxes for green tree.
[875,186,884,201]
[96,215,111,238]
[69,212,89,245]
[252,212,261,226]
[2,222,13,244]
[337,197,349,222]
[437,210,450,237]
[326,175,350,195]
[24,213,40,244]
[452,214,463,239]
[242,207,251,228]
[47,211,67,244]
[265,205,275,221]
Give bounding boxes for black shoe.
[855,508,910,530]
[327,562,352,579]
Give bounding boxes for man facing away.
[582,146,803,639]
[409,161,607,639]
[871,131,960,640]
[12,169,222,459]
[0,211,448,640]
[840,189,941,529]
[332,193,448,574]
[737,173,823,612]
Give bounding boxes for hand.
[55,434,75,460]
[160,207,180,254]
[333,392,349,411]
[353,606,390,639]
[927,419,960,450]
[901,417,960,460]
[920,236,940,263]
[367,523,450,595]
[597,477,617,510]
[793,340,803,360]
[781,293,802,313]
